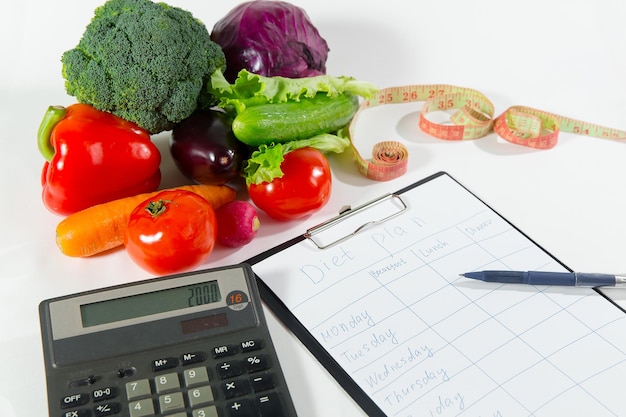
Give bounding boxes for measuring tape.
[349,84,626,181]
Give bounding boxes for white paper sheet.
[252,173,626,417]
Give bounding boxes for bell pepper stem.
[37,105,66,161]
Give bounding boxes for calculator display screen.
[80,280,221,328]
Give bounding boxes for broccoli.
[61,0,226,134]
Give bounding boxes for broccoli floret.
[61,0,226,133]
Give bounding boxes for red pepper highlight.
[38,103,161,216]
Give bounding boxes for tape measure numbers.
[348,84,626,181]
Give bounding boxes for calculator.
[39,263,298,417]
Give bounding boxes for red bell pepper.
[38,103,161,216]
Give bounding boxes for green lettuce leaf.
[243,132,351,186]
[209,69,378,114]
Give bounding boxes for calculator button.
[240,339,263,353]
[61,393,90,409]
[152,356,178,372]
[128,398,155,417]
[226,399,256,417]
[125,380,151,400]
[257,393,284,417]
[187,385,214,407]
[192,405,219,417]
[166,414,187,417]
[92,387,118,402]
[158,392,185,413]
[250,373,275,393]
[93,402,120,417]
[154,372,180,393]
[181,351,206,366]
[217,360,243,379]
[62,409,91,417]
[221,379,249,399]
[244,354,269,373]
[184,366,210,387]
[212,344,238,358]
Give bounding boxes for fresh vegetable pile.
[55,184,235,258]
[208,69,377,220]
[38,0,378,275]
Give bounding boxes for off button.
[61,393,89,409]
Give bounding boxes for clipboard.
[245,171,626,417]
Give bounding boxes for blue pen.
[460,270,626,287]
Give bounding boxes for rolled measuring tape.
[348,84,626,181]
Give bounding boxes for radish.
[215,200,260,247]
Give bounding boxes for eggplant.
[170,109,251,185]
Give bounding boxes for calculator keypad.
[58,339,290,417]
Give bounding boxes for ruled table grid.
[252,174,626,417]
[307,209,626,417]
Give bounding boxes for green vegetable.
[208,69,377,146]
[209,69,378,114]
[243,132,350,186]
[61,0,226,134]
[232,93,359,146]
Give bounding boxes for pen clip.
[304,193,408,250]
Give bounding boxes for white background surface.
[2,1,626,416]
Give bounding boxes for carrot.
[56,184,236,257]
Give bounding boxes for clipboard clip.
[304,193,408,249]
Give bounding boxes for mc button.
[240,339,263,353]
[61,393,89,409]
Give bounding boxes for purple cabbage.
[210,0,330,82]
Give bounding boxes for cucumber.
[232,93,360,146]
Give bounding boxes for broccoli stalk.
[61,0,226,134]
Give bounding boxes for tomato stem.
[145,199,176,218]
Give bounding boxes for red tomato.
[247,147,332,221]
[124,190,217,275]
